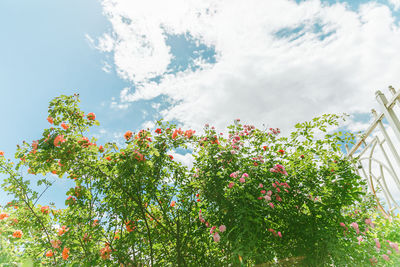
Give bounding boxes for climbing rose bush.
[0,94,399,266]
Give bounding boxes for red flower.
[124,130,133,141]
[99,145,104,153]
[278,149,285,155]
[87,112,96,120]
[155,128,162,134]
[263,146,268,151]
[170,201,176,207]
[169,155,173,160]
[300,154,305,159]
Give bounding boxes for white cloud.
[96,0,400,135]
[389,0,400,10]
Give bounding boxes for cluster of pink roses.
[340,218,399,263]
[198,210,226,243]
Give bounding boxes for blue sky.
[0,0,126,206]
[1,0,400,207]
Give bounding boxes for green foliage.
[0,95,399,266]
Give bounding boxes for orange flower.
[0,213,9,220]
[172,129,182,139]
[99,145,104,153]
[87,112,96,120]
[41,206,50,214]
[32,140,38,150]
[54,135,66,147]
[83,233,91,242]
[124,130,133,140]
[12,230,22,238]
[105,156,111,161]
[51,170,57,175]
[184,129,195,138]
[45,250,54,257]
[126,221,136,232]
[61,122,69,130]
[62,247,69,260]
[47,117,54,124]
[51,239,61,249]
[58,225,69,236]
[0,151,4,156]
[114,231,120,240]
[100,244,112,259]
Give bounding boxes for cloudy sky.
[1,0,400,207]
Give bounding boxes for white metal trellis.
[347,86,400,218]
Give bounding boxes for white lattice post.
[371,109,400,191]
[376,90,400,143]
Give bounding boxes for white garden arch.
[347,86,400,218]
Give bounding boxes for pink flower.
[228,182,234,188]
[270,164,288,176]
[357,236,363,245]
[339,222,346,227]
[269,203,274,208]
[264,195,271,201]
[375,238,381,249]
[382,254,390,261]
[260,190,266,194]
[259,183,263,188]
[365,218,375,228]
[278,231,282,238]
[390,242,399,253]
[350,222,359,234]
[230,172,238,178]
[210,226,217,234]
[213,232,220,242]
[239,178,245,183]
[242,173,249,178]
[219,225,226,232]
[267,190,272,196]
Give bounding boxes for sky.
[1,0,400,209]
